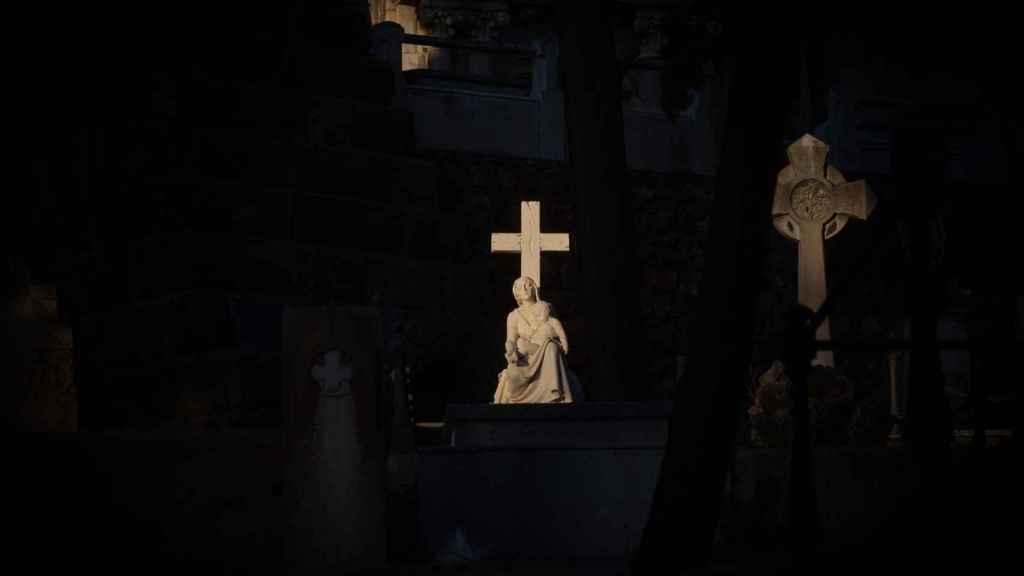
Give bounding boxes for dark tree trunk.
[557,1,631,401]
[631,8,797,573]
[890,37,955,569]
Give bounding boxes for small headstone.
[283,306,388,573]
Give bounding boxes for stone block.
[444,402,672,448]
[417,445,663,561]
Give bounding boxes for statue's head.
[512,276,539,306]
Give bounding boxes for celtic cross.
[772,134,877,367]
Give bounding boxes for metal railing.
[400,33,542,101]
[402,33,538,58]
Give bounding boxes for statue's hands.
[504,341,518,364]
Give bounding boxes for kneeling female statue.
[493,276,574,404]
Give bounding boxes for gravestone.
[283,306,388,573]
[7,284,76,432]
[772,134,877,366]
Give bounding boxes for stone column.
[369,21,407,108]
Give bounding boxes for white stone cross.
[491,201,570,287]
[772,134,877,367]
[311,348,353,397]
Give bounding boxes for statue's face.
[514,288,531,305]
[512,278,536,305]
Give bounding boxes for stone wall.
[370,0,435,70]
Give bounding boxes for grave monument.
[772,134,877,366]
[416,200,672,561]
[283,306,388,573]
[490,201,575,404]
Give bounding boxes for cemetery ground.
[10,424,1016,575]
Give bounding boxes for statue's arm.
[551,318,569,355]
[504,312,519,362]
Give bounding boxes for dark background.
[7,1,1020,573]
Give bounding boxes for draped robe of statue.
[493,278,574,404]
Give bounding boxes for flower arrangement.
[748,361,861,447]
[748,361,792,448]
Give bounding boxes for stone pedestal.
[417,401,957,570]
[417,402,672,562]
[446,401,671,448]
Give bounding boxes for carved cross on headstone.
[491,201,570,287]
[772,134,877,367]
[311,348,353,397]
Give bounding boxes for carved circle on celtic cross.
[790,178,834,223]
